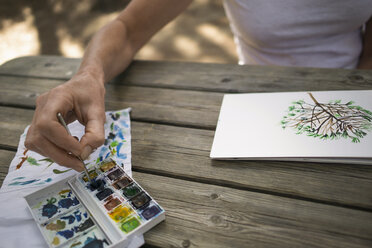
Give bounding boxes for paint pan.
[112,176,132,190]
[25,158,165,248]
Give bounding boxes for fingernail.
[81,145,92,160]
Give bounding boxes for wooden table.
[1,56,372,247]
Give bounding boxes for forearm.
[76,0,193,83]
[78,19,133,84]
[358,17,372,70]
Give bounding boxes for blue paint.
[104,152,110,159]
[13,177,25,180]
[98,147,108,157]
[116,143,127,159]
[58,198,74,209]
[8,179,40,186]
[57,229,74,239]
[107,132,116,140]
[45,178,52,183]
[82,234,109,248]
[75,210,82,222]
[74,218,94,233]
[83,239,108,248]
[120,120,129,128]
[61,214,75,224]
[41,203,58,218]
[117,130,124,140]
[84,236,95,245]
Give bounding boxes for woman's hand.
[25,71,106,171]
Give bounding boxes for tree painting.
[281,93,372,143]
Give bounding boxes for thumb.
[80,116,105,160]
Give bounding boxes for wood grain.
[0,149,371,247]
[0,75,222,129]
[1,56,372,93]
[0,150,13,187]
[1,106,372,210]
[2,56,372,247]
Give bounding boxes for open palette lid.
[24,158,165,248]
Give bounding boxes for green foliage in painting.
[27,157,40,166]
[281,93,372,143]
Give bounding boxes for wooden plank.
[134,172,372,248]
[1,56,372,93]
[2,106,372,210]
[0,75,221,129]
[0,150,14,187]
[0,149,371,247]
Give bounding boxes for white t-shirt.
[223,0,372,68]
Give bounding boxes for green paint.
[282,93,372,143]
[53,168,72,174]
[120,216,140,233]
[110,140,119,148]
[27,157,40,166]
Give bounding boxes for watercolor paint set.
[24,158,165,248]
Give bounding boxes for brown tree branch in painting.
[281,93,372,143]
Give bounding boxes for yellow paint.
[69,241,82,248]
[32,201,43,209]
[99,161,116,172]
[82,170,98,182]
[52,237,60,246]
[58,189,71,195]
[109,205,133,222]
[46,220,66,231]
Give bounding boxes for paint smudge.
[8,179,40,186]
[83,170,98,182]
[34,189,80,222]
[108,205,133,222]
[99,161,116,172]
[42,198,58,218]
[59,189,71,195]
[107,169,123,181]
[141,204,162,220]
[130,192,151,209]
[75,218,95,233]
[112,176,132,190]
[52,237,60,246]
[122,183,141,199]
[13,176,25,180]
[96,188,113,201]
[46,220,66,231]
[58,196,79,209]
[43,207,92,246]
[61,214,76,225]
[88,179,105,192]
[66,228,109,248]
[104,196,122,211]
[70,241,82,248]
[119,216,141,233]
[16,148,29,169]
[82,238,108,248]
[57,229,75,239]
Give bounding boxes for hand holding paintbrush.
[57,113,93,183]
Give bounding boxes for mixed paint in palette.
[25,158,165,248]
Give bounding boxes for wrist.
[76,63,105,86]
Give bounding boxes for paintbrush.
[57,112,93,184]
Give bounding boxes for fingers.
[25,128,84,172]
[80,110,106,160]
[26,75,107,169]
[25,87,84,171]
